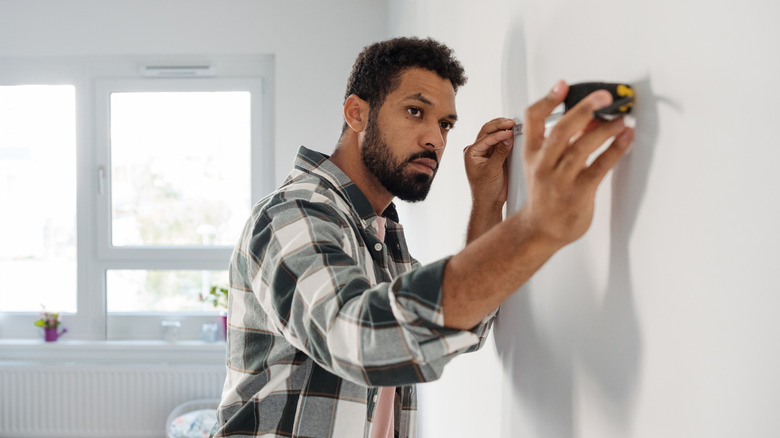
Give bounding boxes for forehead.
[386,68,457,114]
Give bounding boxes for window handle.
[98,166,105,195]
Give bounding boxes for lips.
[409,157,438,172]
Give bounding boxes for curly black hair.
[341,37,467,133]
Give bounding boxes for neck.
[330,132,393,216]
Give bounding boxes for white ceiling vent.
[140,65,215,77]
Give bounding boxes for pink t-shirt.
[371,387,395,438]
[374,216,387,242]
[371,216,395,438]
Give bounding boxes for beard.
[360,115,438,203]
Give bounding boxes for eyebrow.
[403,93,458,122]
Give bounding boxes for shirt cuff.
[388,257,488,365]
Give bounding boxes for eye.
[440,121,454,131]
[407,107,422,118]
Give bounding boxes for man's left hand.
[463,117,517,208]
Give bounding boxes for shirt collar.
[293,146,399,223]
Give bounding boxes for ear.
[343,94,370,133]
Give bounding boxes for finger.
[557,118,626,175]
[475,118,516,141]
[468,128,514,157]
[491,137,514,164]
[569,119,606,144]
[579,127,634,186]
[524,80,568,152]
[539,89,613,169]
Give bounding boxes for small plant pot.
[44,327,67,342]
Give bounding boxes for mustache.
[406,150,439,166]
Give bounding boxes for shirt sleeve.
[248,196,495,387]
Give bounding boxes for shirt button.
[374,243,383,251]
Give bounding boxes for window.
[0,85,77,314]
[0,56,274,341]
[107,90,250,248]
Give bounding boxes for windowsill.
[0,339,226,365]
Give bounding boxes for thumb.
[471,129,514,158]
[489,137,514,163]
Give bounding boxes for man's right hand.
[518,80,634,249]
[441,80,634,331]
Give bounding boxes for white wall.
[388,4,513,438]
[391,0,780,437]
[0,0,388,184]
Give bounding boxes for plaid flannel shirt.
[213,146,496,438]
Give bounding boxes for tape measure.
[564,82,635,120]
[513,82,635,136]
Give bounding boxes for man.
[212,37,633,437]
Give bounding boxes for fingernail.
[626,128,635,142]
[551,81,563,96]
[621,129,635,156]
[620,127,635,145]
[590,91,612,109]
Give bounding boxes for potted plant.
[201,286,228,340]
[34,308,67,342]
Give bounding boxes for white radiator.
[0,364,226,438]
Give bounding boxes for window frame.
[0,55,274,343]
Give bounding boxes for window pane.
[107,269,228,312]
[110,92,251,246]
[0,85,76,312]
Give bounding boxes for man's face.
[360,68,458,202]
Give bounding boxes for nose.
[421,122,446,151]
